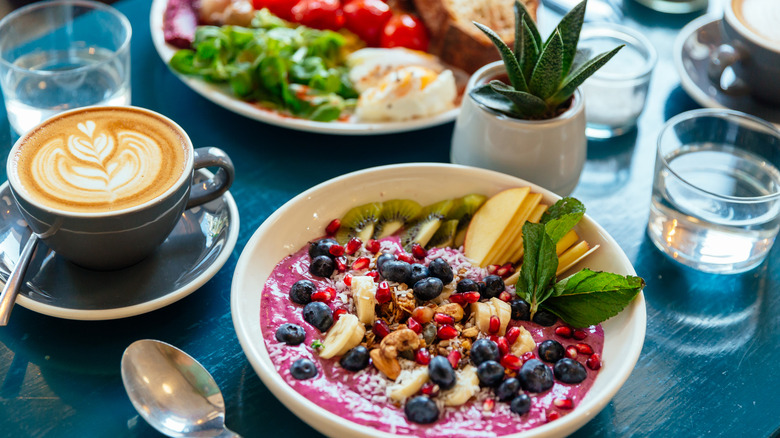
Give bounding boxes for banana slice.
[490,298,512,335]
[510,325,535,357]
[389,367,430,402]
[440,365,479,406]
[319,314,366,359]
[352,276,377,325]
[471,301,493,333]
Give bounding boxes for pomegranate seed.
[555,326,573,338]
[373,320,390,338]
[421,382,439,397]
[365,239,381,253]
[506,326,521,345]
[311,288,334,302]
[345,237,362,255]
[336,256,348,273]
[496,336,509,356]
[366,270,380,282]
[501,354,522,370]
[329,244,345,257]
[573,329,587,340]
[397,253,414,264]
[376,281,392,304]
[489,315,500,334]
[334,308,347,322]
[497,262,515,278]
[352,257,370,270]
[498,291,513,302]
[486,264,500,275]
[449,294,466,305]
[343,274,352,286]
[462,291,481,303]
[411,243,427,259]
[553,397,574,409]
[547,411,561,422]
[522,351,536,362]
[434,313,455,325]
[565,346,578,359]
[415,348,431,365]
[575,343,593,355]
[411,306,434,324]
[325,219,340,235]
[407,317,422,334]
[482,398,495,411]
[447,350,461,369]
[437,324,458,340]
[586,353,602,370]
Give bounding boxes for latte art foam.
[13,108,188,213]
[737,0,780,44]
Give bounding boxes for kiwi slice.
[427,219,459,249]
[400,199,454,251]
[447,194,488,248]
[335,202,383,244]
[373,199,422,239]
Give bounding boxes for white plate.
[231,163,646,438]
[148,0,460,135]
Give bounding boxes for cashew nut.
[435,303,465,322]
[370,328,421,380]
[370,348,402,380]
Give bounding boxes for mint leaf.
[540,197,585,243]
[516,222,558,314]
[311,340,323,349]
[543,269,645,327]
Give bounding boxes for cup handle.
[187,147,235,209]
[706,44,749,95]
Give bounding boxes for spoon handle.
[0,234,39,326]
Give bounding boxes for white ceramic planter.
[450,61,587,196]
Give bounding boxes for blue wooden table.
[1,0,778,436]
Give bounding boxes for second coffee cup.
[6,106,235,270]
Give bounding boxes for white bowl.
[231,163,646,437]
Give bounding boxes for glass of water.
[648,109,780,274]
[0,0,132,135]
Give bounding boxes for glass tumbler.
[0,0,132,134]
[647,109,780,274]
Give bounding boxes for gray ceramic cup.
[6,106,235,270]
[707,0,780,105]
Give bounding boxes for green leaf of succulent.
[489,80,546,116]
[529,29,564,100]
[555,0,587,78]
[513,6,524,65]
[520,17,539,81]
[474,21,528,92]
[549,45,624,106]
[514,0,542,50]
[469,83,522,117]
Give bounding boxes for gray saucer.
[674,15,780,125]
[0,170,240,321]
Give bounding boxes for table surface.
[1,0,779,437]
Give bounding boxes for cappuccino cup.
[708,0,780,105]
[6,106,235,270]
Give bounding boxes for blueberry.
[554,358,588,384]
[456,279,480,293]
[495,377,521,402]
[340,346,370,372]
[510,299,531,320]
[518,359,554,393]
[413,277,444,301]
[289,280,316,305]
[470,338,500,366]
[428,355,457,390]
[408,263,429,285]
[380,260,412,283]
[532,309,558,326]
[275,323,306,345]
[310,255,335,278]
[308,238,337,259]
[427,258,454,284]
[482,275,505,299]
[376,252,396,270]
[538,340,565,363]
[510,393,531,415]
[404,395,439,424]
[290,358,317,380]
[302,302,333,332]
[477,360,505,387]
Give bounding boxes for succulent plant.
[471,0,623,120]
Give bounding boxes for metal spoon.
[0,234,39,326]
[543,0,623,22]
[121,339,242,438]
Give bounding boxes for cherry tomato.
[251,0,299,21]
[343,0,392,46]
[291,0,345,31]
[380,13,429,51]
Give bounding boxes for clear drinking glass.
[0,0,132,134]
[648,109,780,274]
[579,23,656,139]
